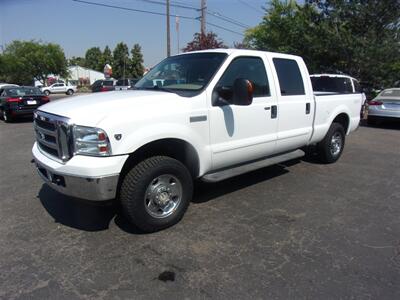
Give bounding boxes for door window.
[273,58,305,96]
[216,56,270,100]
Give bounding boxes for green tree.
[0,40,68,85]
[85,47,103,71]
[245,0,400,87]
[183,32,226,52]
[101,45,113,67]
[68,56,86,66]
[113,42,129,79]
[129,44,144,78]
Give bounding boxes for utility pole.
[166,0,171,57]
[200,0,206,35]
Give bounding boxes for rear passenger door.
[271,57,314,152]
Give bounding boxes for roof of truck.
[177,48,303,60]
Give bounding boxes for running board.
[202,149,305,183]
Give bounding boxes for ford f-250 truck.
[32,49,361,232]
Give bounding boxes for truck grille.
[34,111,72,162]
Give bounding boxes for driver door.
[209,55,278,170]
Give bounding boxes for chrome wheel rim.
[144,174,182,218]
[330,132,342,156]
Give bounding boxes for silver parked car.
[368,88,400,125]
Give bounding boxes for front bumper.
[32,142,128,201]
[36,162,119,201]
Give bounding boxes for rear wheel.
[44,90,50,96]
[317,122,345,163]
[120,156,193,232]
[2,110,12,123]
[66,89,74,95]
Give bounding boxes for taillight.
[41,96,50,102]
[100,87,108,92]
[6,97,22,103]
[369,100,383,106]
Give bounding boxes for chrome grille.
[34,111,72,162]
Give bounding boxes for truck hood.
[39,90,186,126]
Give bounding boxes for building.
[67,65,105,86]
[34,66,106,87]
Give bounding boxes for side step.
[202,149,305,183]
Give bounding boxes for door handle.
[271,105,277,119]
[306,103,311,114]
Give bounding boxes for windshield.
[311,76,353,93]
[135,52,228,94]
[7,87,43,96]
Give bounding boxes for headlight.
[73,125,111,156]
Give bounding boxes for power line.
[206,21,244,36]
[134,0,250,29]
[72,0,195,20]
[131,0,198,11]
[72,0,245,36]
[207,10,250,29]
[237,0,264,14]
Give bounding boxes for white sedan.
[41,83,77,96]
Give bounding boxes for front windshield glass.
[135,52,227,93]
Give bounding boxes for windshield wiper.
[135,86,175,93]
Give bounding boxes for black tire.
[317,122,345,164]
[2,109,12,123]
[44,90,50,96]
[66,89,74,95]
[120,156,193,232]
[367,117,378,126]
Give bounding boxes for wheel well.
[333,113,350,133]
[120,138,200,179]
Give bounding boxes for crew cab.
[32,49,361,232]
[41,83,77,96]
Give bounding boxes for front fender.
[111,123,211,176]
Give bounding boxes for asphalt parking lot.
[0,112,399,299]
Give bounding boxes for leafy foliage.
[129,44,144,78]
[183,32,226,52]
[68,56,86,66]
[113,42,129,79]
[245,0,400,87]
[102,45,113,67]
[85,47,103,72]
[0,41,68,85]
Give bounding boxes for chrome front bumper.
[35,162,119,201]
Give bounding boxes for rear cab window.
[273,58,305,96]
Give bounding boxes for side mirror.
[232,78,254,106]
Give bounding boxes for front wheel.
[44,90,50,96]
[120,156,193,232]
[317,123,345,163]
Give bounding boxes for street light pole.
[166,0,171,57]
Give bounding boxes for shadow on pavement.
[37,160,300,233]
[360,119,400,130]
[192,163,294,204]
[38,185,117,231]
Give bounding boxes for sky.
[0,0,270,67]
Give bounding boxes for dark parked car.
[0,86,50,122]
[115,78,140,90]
[91,79,115,93]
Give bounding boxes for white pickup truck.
[41,83,77,96]
[32,49,361,232]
